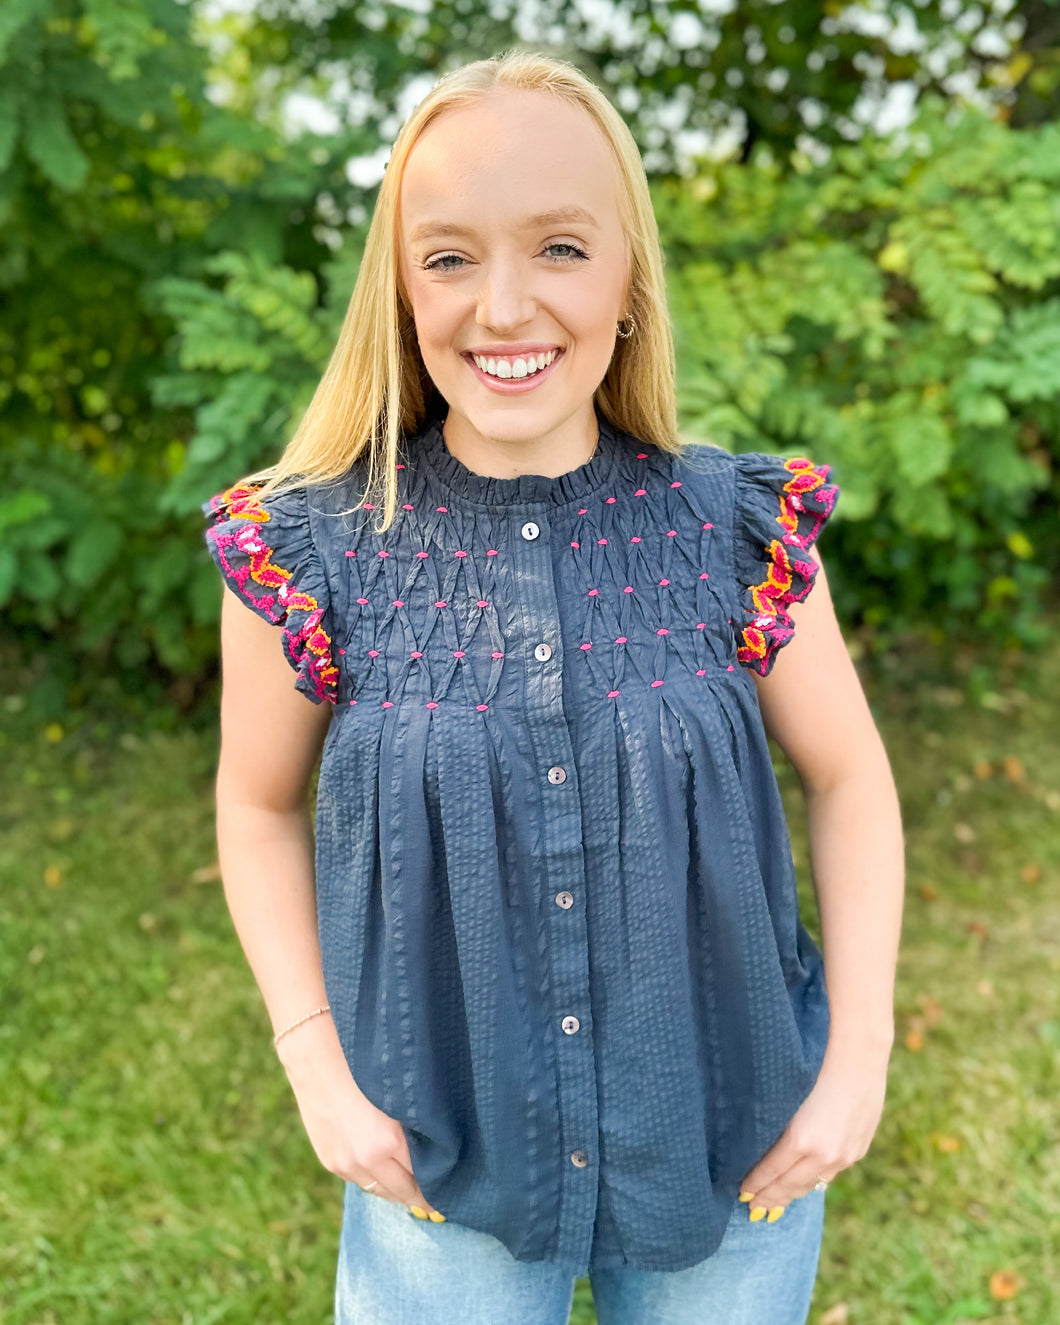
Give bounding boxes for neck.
[441,407,599,480]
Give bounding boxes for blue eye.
[544,243,589,263]
[423,253,466,272]
[422,242,590,273]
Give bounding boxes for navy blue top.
[201,408,841,1274]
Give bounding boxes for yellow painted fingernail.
[427,1210,446,1222]
[749,1205,766,1222]
[409,1206,429,1219]
[767,1206,786,1223]
[738,1190,755,1202]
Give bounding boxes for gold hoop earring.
[616,315,636,340]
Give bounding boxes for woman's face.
[398,87,630,464]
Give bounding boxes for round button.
[555,891,574,909]
[570,1150,589,1168]
[534,642,553,662]
[561,1016,580,1034]
[521,521,541,541]
[547,766,567,785]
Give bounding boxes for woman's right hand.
[276,1013,443,1219]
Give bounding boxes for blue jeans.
[334,1183,826,1324]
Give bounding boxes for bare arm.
[736,544,904,1216]
[752,545,904,1057]
[210,588,442,1217]
[214,586,332,1040]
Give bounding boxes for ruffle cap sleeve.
[201,481,339,705]
[731,452,840,677]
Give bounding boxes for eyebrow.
[407,206,600,246]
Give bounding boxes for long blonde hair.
[238,47,680,530]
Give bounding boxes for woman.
[202,48,904,1325]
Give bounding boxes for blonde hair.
[239,47,681,530]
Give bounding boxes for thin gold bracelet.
[272,1004,331,1048]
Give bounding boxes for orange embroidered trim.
[736,457,837,676]
[206,483,339,703]
[211,483,273,523]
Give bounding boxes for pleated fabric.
[201,406,841,1274]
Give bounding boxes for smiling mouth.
[463,348,565,395]
[466,348,562,381]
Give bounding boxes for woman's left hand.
[736,1038,892,1222]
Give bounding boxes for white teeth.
[472,350,557,380]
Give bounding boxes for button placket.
[510,501,599,1269]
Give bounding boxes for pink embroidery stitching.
[736,456,838,676]
[205,483,339,704]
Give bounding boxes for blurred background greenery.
[3,631,1058,1324]
[2,0,1059,705]
[2,1,1058,1322]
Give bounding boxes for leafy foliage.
[0,0,370,692]
[2,0,1059,704]
[660,97,1060,649]
[226,0,1053,173]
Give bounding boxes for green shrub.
[3,3,1058,702]
[659,96,1060,651]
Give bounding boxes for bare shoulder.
[215,589,332,812]
[750,546,883,793]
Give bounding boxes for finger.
[352,1171,405,1206]
[738,1132,803,1202]
[349,1156,414,1209]
[385,1130,444,1221]
[744,1156,832,1223]
[377,1154,447,1222]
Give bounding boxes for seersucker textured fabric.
[201,405,841,1275]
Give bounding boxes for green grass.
[1,630,1057,1324]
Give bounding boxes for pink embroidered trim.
[736,457,837,676]
[205,483,339,704]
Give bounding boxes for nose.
[475,258,536,333]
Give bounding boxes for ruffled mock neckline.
[414,407,621,508]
